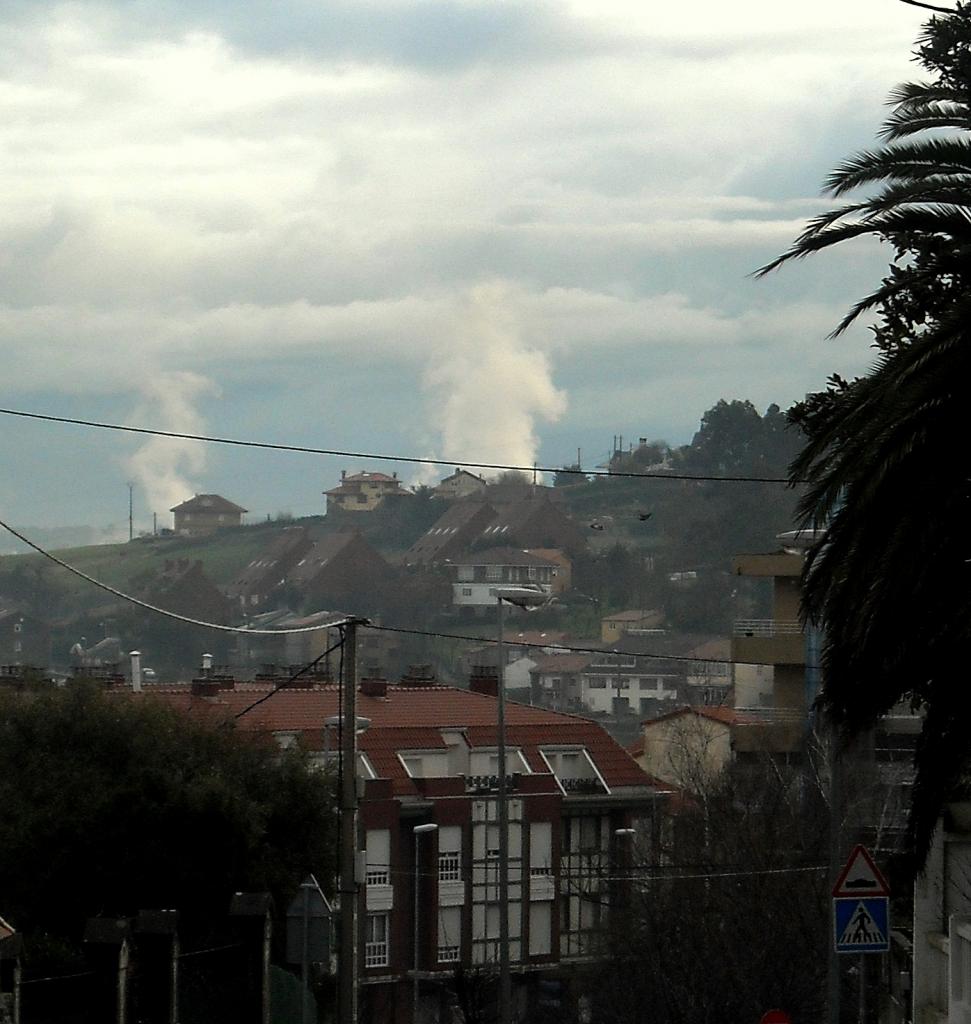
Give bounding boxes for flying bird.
[638,512,653,521]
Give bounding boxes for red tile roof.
[641,705,761,728]
[530,654,593,674]
[120,684,654,796]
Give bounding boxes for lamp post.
[495,584,550,1024]
[413,823,438,1024]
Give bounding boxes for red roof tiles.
[120,683,655,796]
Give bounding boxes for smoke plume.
[125,371,218,523]
[422,283,567,480]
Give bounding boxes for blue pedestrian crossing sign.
[833,897,890,954]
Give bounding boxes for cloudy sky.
[0,0,928,535]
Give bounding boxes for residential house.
[113,671,665,1024]
[680,637,733,707]
[231,609,344,675]
[530,640,683,725]
[600,609,665,645]
[147,560,232,627]
[527,550,573,594]
[324,471,410,513]
[402,502,498,567]
[629,706,762,793]
[405,495,585,568]
[477,496,586,557]
[0,608,51,668]
[170,494,247,536]
[433,469,488,502]
[225,527,314,611]
[449,547,558,616]
[284,531,393,616]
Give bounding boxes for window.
[486,565,502,581]
[462,588,473,597]
[439,850,461,881]
[366,830,391,886]
[529,902,552,956]
[439,825,462,881]
[588,678,606,689]
[365,913,389,967]
[438,906,462,963]
[530,822,552,876]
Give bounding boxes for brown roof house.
[170,494,247,536]
[475,495,587,556]
[433,468,488,501]
[402,502,497,566]
[405,494,586,568]
[226,527,314,611]
[147,559,232,626]
[324,471,410,513]
[284,531,393,615]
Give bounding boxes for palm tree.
[759,4,971,866]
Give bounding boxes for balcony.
[732,619,805,666]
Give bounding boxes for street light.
[413,823,439,1024]
[495,584,551,1024]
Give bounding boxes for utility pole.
[128,482,134,541]
[338,619,364,1024]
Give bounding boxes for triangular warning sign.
[837,901,887,947]
[832,844,890,897]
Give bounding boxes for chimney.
[469,665,499,698]
[341,470,346,481]
[191,677,222,697]
[201,653,213,678]
[400,664,437,688]
[360,678,388,699]
[129,650,142,692]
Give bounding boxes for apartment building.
[119,671,663,1023]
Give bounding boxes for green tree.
[0,683,335,951]
[759,4,971,864]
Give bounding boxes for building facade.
[119,672,663,1023]
[324,471,410,513]
[169,494,247,536]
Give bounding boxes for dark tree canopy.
[761,3,971,866]
[0,683,336,949]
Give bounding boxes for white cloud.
[0,0,925,523]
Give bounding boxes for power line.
[0,407,796,485]
[0,517,743,666]
[0,516,354,636]
[368,622,734,666]
[232,639,347,720]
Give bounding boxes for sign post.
[832,845,891,955]
[832,845,890,1024]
